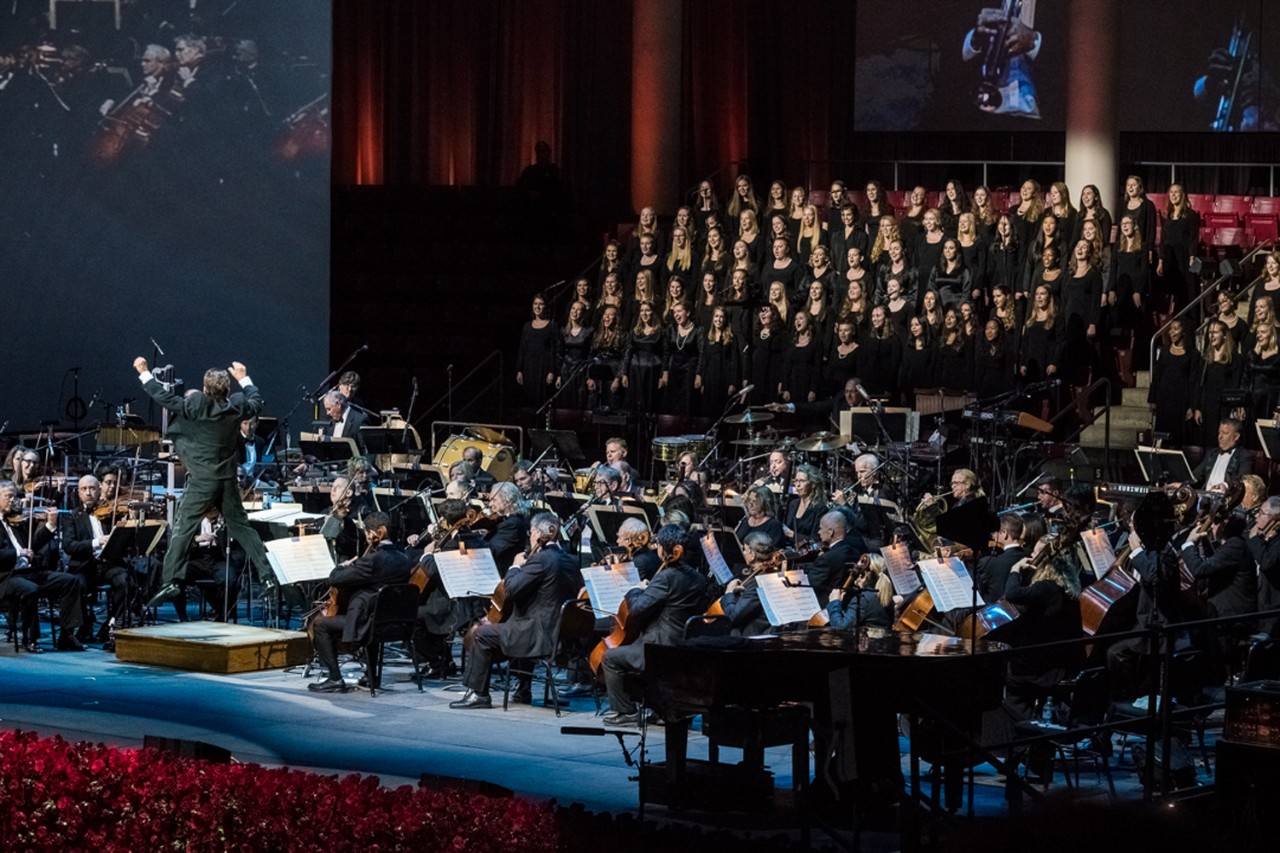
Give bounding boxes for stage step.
[1134,370,1150,389]
[1121,385,1150,407]
[1078,402,1150,450]
[114,622,311,674]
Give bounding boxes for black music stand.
[935,496,998,555]
[710,528,747,571]
[287,485,333,513]
[587,505,647,544]
[1134,447,1194,485]
[360,427,420,456]
[529,429,588,469]
[299,435,358,464]
[545,492,587,520]
[840,407,916,444]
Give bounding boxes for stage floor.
[0,613,1165,846]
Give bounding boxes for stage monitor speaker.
[143,735,233,764]
[419,773,514,799]
[1219,259,1241,279]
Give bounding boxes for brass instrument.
[911,494,948,553]
[974,0,1023,112]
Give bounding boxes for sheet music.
[581,562,642,616]
[1079,528,1117,577]
[264,535,337,585]
[756,570,821,626]
[915,557,975,613]
[700,532,735,584]
[880,542,921,595]
[434,548,501,598]
[249,506,326,527]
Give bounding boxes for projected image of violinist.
[1192,13,1280,132]
[962,2,1043,119]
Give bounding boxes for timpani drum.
[678,434,711,462]
[651,436,688,462]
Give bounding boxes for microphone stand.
[279,384,316,472]
[310,344,368,403]
[401,380,419,447]
[536,357,594,430]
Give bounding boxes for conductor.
[136,356,273,609]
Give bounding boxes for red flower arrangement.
[0,730,558,852]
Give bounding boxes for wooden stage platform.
[113,622,311,674]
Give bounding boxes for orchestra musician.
[785,464,829,546]
[411,499,488,680]
[137,357,273,610]
[616,517,661,581]
[806,510,869,601]
[835,452,893,548]
[1,480,85,652]
[450,512,581,709]
[1191,419,1248,492]
[1105,521,1185,700]
[462,445,496,492]
[320,389,368,455]
[1034,477,1066,522]
[236,416,268,483]
[714,530,777,636]
[752,449,791,493]
[977,513,1028,604]
[322,475,370,561]
[825,554,893,631]
[734,485,787,550]
[600,524,708,726]
[1181,502,1258,663]
[61,475,133,647]
[175,507,244,622]
[308,511,412,693]
[485,482,531,576]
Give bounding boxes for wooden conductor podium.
[114,622,310,674]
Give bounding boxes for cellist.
[600,524,707,727]
[307,511,411,694]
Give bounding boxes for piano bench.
[703,703,810,793]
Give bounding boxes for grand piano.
[642,630,1009,819]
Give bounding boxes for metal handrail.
[414,349,503,427]
[1055,377,1112,476]
[805,158,1065,192]
[1152,239,1276,372]
[1132,160,1278,196]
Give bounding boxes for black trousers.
[461,621,532,695]
[602,643,646,714]
[163,478,269,585]
[180,546,244,621]
[2,570,84,641]
[311,612,347,680]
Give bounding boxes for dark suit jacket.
[1182,535,1257,618]
[142,377,263,480]
[719,576,771,636]
[977,545,1027,605]
[805,536,866,601]
[485,514,530,576]
[499,543,580,658]
[0,522,56,584]
[324,407,368,455]
[1250,534,1280,633]
[624,561,707,647]
[1131,546,1183,628]
[1192,446,1248,488]
[62,508,101,577]
[329,542,413,644]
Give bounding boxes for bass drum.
[433,435,516,483]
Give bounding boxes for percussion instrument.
[678,434,711,461]
[796,431,849,453]
[433,435,516,482]
[574,467,598,493]
[730,436,776,447]
[651,436,688,462]
[724,410,774,425]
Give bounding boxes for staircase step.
[1121,386,1150,407]
[1098,404,1154,430]
[1080,421,1139,450]
[1134,370,1150,389]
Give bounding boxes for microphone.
[150,337,165,356]
[360,343,369,352]
[412,377,418,392]
[854,382,872,401]
[735,383,755,400]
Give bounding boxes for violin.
[706,547,783,617]
[809,553,873,627]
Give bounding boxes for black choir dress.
[746,328,785,406]
[1245,350,1280,422]
[697,334,741,415]
[590,338,626,412]
[1110,249,1148,333]
[516,321,560,407]
[762,259,806,309]
[1195,356,1243,448]
[1020,318,1063,381]
[1060,268,1103,384]
[972,338,1015,399]
[1148,345,1199,445]
[559,325,594,409]
[899,342,936,395]
[936,337,972,390]
[959,240,989,295]
[1160,210,1202,310]
[781,336,823,403]
[663,324,703,415]
[857,334,903,398]
[622,330,663,415]
[825,341,860,396]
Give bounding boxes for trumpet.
[998,500,1038,515]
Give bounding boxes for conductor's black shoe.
[602,711,640,727]
[449,690,493,709]
[146,583,181,610]
[308,678,348,693]
[56,636,87,652]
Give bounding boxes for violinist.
[0,480,86,653]
[1181,503,1257,664]
[825,554,893,631]
[600,524,708,726]
[713,531,777,636]
[62,475,132,646]
[616,518,660,581]
[322,475,370,561]
[412,499,489,679]
[485,482,531,576]
[308,511,412,693]
[805,510,868,602]
[176,507,244,622]
[976,514,1028,604]
[450,512,580,709]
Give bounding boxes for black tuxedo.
[311,542,412,682]
[1106,545,1184,699]
[141,375,270,586]
[1182,535,1257,618]
[1250,534,1280,636]
[323,407,368,455]
[462,543,580,694]
[1191,446,1248,488]
[0,522,83,644]
[977,545,1027,604]
[485,514,530,576]
[62,507,134,638]
[805,536,867,601]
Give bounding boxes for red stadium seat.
[1187,193,1216,216]
[846,190,867,212]
[1209,228,1247,254]
[886,190,908,210]
[1213,195,1252,215]
[1252,197,1280,216]
[1245,214,1279,243]
[808,189,829,210]
[989,190,1011,211]
[1147,192,1168,212]
[928,192,945,209]
[1204,212,1241,229]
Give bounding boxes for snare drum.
[574,467,597,493]
[678,434,711,462]
[433,435,516,482]
[651,436,687,462]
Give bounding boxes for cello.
[589,545,680,677]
